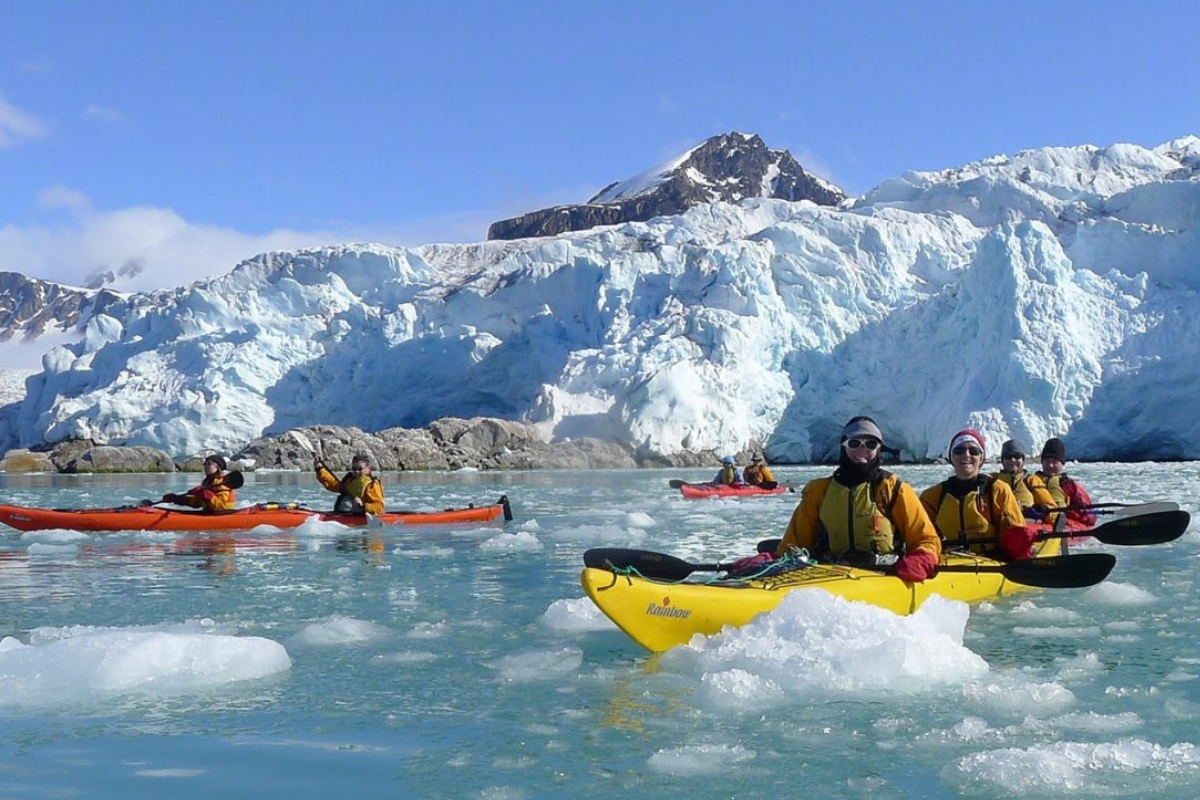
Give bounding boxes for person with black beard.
[920,429,1028,558]
[774,416,941,582]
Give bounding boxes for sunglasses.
[952,445,983,457]
[844,438,881,451]
[351,464,368,472]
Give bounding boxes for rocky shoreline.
[0,417,732,473]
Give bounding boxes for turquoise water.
[2,464,1199,799]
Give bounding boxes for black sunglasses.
[952,445,983,457]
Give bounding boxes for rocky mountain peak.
[0,271,124,342]
[487,131,846,241]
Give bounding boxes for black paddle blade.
[668,479,687,489]
[225,470,246,489]
[583,548,716,580]
[1091,509,1190,546]
[994,553,1116,588]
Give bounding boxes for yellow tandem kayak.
[583,539,1072,653]
[581,509,1196,652]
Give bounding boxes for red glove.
[894,550,938,583]
[726,552,774,572]
[1000,526,1038,560]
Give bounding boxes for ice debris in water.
[665,590,988,704]
[540,597,616,633]
[944,738,1200,796]
[647,743,756,776]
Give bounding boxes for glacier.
[4,135,1200,463]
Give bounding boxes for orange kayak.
[0,495,512,533]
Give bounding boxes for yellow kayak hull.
[582,538,1062,653]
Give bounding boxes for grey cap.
[1000,439,1027,459]
[842,417,884,443]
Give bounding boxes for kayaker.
[315,453,385,514]
[161,454,238,512]
[1035,437,1096,527]
[711,455,745,486]
[992,439,1056,519]
[920,430,1029,558]
[743,454,775,486]
[775,416,941,582]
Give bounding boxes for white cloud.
[0,204,338,292]
[38,184,91,211]
[82,105,125,124]
[0,92,48,148]
[0,189,524,292]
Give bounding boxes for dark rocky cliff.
[0,271,123,341]
[487,132,846,240]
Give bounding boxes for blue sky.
[2,1,1197,290]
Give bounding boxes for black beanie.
[205,454,227,470]
[1039,438,1067,461]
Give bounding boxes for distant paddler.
[992,439,1056,520]
[1035,437,1096,528]
[743,453,776,486]
[160,454,239,512]
[314,453,384,514]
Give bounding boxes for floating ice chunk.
[479,530,543,552]
[0,624,290,707]
[666,591,988,705]
[944,738,1200,796]
[494,645,582,682]
[647,743,756,776]
[291,616,390,646]
[1084,581,1157,606]
[541,597,616,633]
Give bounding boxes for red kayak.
[0,495,513,533]
[678,482,788,499]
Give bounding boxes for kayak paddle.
[969,509,1192,548]
[1084,508,1190,544]
[584,548,723,580]
[1048,501,1179,517]
[584,547,1116,589]
[890,553,1117,589]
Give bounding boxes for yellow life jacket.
[716,466,740,485]
[995,470,1034,507]
[1039,473,1068,506]
[335,474,377,513]
[817,478,897,557]
[932,477,999,553]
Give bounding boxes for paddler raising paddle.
[315,453,385,515]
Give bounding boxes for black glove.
[161,493,179,504]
